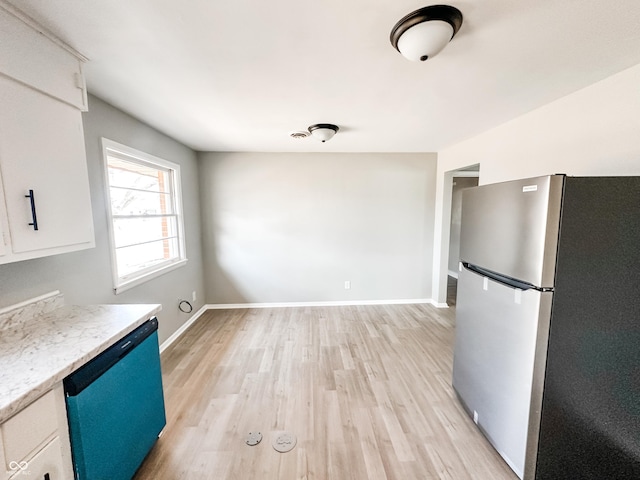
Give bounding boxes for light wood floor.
[135,304,517,479]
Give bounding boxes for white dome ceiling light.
[308,124,339,143]
[390,5,463,62]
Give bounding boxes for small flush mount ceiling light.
[390,4,463,62]
[308,123,339,143]
[289,130,310,140]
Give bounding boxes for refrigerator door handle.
[462,262,540,291]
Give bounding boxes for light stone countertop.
[0,302,162,423]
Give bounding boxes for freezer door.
[452,266,553,479]
[459,175,564,288]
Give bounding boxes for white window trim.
[101,138,187,294]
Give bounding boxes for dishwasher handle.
[64,317,159,396]
[118,340,134,357]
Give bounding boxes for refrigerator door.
[459,175,564,288]
[535,176,640,479]
[452,266,553,479]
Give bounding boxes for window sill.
[114,258,188,294]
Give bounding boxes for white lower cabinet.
[0,386,73,480]
[8,438,66,480]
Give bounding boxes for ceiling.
[9,0,640,153]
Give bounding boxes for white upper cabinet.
[0,3,95,264]
[0,77,94,256]
[0,171,6,258]
[0,215,5,259]
[0,4,87,111]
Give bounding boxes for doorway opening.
[446,166,479,306]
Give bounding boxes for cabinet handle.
[44,474,50,480]
[25,189,39,231]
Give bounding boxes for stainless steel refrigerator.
[452,174,640,480]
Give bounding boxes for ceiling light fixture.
[308,123,339,143]
[390,5,463,62]
[289,131,310,139]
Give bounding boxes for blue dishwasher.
[64,318,166,480]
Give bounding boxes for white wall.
[0,95,206,344]
[432,63,640,304]
[199,152,437,304]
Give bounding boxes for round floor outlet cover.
[272,432,297,453]
[246,431,263,446]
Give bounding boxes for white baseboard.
[431,302,450,308]
[205,298,446,309]
[159,304,208,353]
[160,298,449,351]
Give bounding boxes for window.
[102,139,187,293]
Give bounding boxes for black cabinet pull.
[44,474,50,480]
[25,189,38,230]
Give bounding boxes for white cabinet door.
[0,217,6,258]
[7,437,66,480]
[0,76,94,256]
[0,6,87,111]
[0,151,8,258]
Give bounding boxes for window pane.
[110,187,174,216]
[103,139,186,291]
[113,216,178,249]
[108,158,171,193]
[116,238,179,277]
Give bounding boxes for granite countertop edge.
[0,303,162,423]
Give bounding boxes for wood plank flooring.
[135,304,517,479]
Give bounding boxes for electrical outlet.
[192,291,197,302]
[344,280,351,290]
